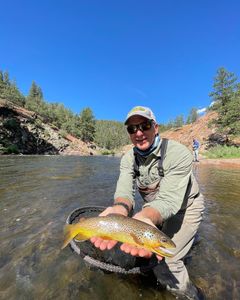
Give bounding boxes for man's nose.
[135,128,143,135]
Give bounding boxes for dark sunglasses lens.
[127,125,137,134]
[127,121,152,134]
[141,122,152,131]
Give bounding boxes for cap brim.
[124,113,153,125]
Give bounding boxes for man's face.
[127,115,159,151]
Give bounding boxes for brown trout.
[62,214,176,257]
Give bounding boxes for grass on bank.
[101,149,115,156]
[204,145,240,159]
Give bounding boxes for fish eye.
[161,237,168,243]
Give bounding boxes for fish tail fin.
[61,224,78,249]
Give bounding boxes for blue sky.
[1,0,239,124]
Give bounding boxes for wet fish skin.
[62,214,176,258]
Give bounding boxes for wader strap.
[134,138,168,178]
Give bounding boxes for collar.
[133,134,161,158]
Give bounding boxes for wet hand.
[99,205,128,217]
[120,243,153,258]
[120,213,163,261]
[90,236,118,250]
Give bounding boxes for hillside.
[161,111,240,152]
[161,111,217,152]
[120,111,240,156]
[1,99,239,156]
[0,99,99,155]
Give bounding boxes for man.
[91,106,205,299]
[192,138,200,162]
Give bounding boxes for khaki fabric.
[114,139,199,221]
[153,194,205,291]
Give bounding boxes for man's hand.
[120,213,163,260]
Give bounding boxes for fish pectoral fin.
[75,234,112,242]
[130,233,144,246]
[74,232,89,242]
[101,235,112,240]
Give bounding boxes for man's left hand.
[120,213,163,261]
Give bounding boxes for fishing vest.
[133,138,168,202]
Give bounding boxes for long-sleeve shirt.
[193,140,200,150]
[114,139,199,221]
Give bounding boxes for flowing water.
[0,156,239,300]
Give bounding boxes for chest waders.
[133,138,168,201]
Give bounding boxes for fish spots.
[143,231,154,239]
[62,214,175,257]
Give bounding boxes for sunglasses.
[127,120,153,134]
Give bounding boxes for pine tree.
[0,70,25,106]
[0,71,5,97]
[209,67,238,109]
[209,67,240,135]
[25,81,45,113]
[94,120,130,149]
[186,108,198,124]
[78,108,96,142]
[174,114,184,127]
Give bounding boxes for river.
[0,156,239,300]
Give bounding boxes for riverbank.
[198,157,240,168]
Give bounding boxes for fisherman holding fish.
[90,106,205,299]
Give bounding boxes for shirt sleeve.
[143,142,193,220]
[114,150,136,208]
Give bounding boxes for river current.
[0,156,239,300]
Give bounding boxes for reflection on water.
[0,156,239,300]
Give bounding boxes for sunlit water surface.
[0,156,239,300]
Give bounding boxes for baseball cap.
[124,106,157,125]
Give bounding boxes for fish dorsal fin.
[130,233,144,246]
[105,213,123,217]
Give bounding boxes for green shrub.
[4,144,20,154]
[59,129,68,138]
[3,118,19,130]
[101,149,115,156]
[204,145,240,159]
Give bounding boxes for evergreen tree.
[25,81,45,113]
[94,120,130,149]
[174,114,184,127]
[0,70,25,106]
[216,94,240,134]
[3,71,10,86]
[209,67,238,109]
[186,108,198,124]
[166,119,174,129]
[209,67,240,135]
[78,108,96,142]
[0,71,5,97]
[7,81,26,106]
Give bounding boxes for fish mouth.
[154,246,175,257]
